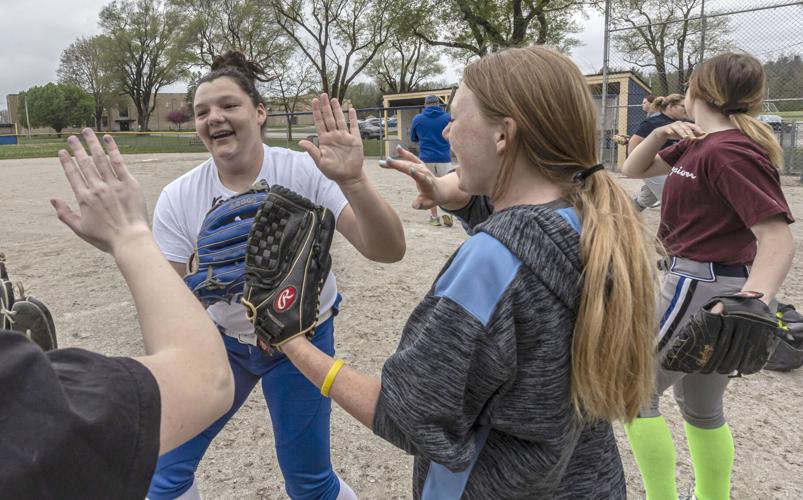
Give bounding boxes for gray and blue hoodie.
[373,199,626,499]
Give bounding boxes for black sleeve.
[443,195,494,233]
[634,118,656,138]
[0,331,161,500]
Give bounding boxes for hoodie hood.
[476,204,583,310]
[423,106,447,118]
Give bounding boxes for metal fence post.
[700,0,707,62]
[600,0,611,164]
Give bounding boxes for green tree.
[609,0,731,96]
[344,82,383,109]
[271,0,396,100]
[265,53,319,141]
[764,54,803,112]
[57,35,116,131]
[368,30,444,94]
[22,83,94,136]
[169,0,292,71]
[410,0,592,60]
[100,0,191,131]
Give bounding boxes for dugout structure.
[587,71,653,169]
[383,75,650,169]
[381,89,454,155]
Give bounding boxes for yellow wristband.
[321,359,345,398]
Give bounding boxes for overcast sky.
[0,0,605,111]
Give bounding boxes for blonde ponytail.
[729,114,784,167]
[568,175,656,422]
[464,45,657,423]
[650,94,684,113]
[650,96,666,113]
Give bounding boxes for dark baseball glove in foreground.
[1,253,57,351]
[662,291,781,375]
[241,185,335,352]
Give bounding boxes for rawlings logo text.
[274,286,297,312]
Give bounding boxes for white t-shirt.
[152,144,348,343]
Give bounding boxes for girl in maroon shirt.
[622,53,795,500]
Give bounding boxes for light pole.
[24,95,32,139]
[600,0,611,163]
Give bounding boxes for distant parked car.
[358,117,387,139]
[758,114,783,131]
[360,123,385,139]
[387,117,397,128]
[360,117,382,127]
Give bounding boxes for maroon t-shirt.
[658,129,794,265]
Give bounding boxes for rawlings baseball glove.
[241,185,336,352]
[1,253,58,351]
[184,181,269,305]
[661,291,781,375]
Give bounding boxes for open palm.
[299,94,364,184]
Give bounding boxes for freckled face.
[442,85,503,196]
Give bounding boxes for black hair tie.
[721,102,748,116]
[574,163,605,183]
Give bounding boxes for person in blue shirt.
[410,95,454,226]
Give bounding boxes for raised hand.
[51,128,149,254]
[299,93,364,185]
[379,145,470,211]
[379,146,439,209]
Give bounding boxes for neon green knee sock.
[684,422,734,500]
[625,416,678,500]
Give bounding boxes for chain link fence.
[599,0,803,176]
[267,101,454,159]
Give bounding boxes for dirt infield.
[2,152,801,499]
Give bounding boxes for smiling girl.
[147,51,405,500]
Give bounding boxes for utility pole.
[24,95,32,139]
[600,0,611,163]
[700,0,707,62]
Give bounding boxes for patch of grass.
[776,111,803,121]
[0,134,385,160]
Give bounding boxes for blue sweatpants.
[148,302,341,500]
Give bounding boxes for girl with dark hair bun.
[628,93,688,211]
[623,52,794,500]
[146,50,405,500]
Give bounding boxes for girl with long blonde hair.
[271,45,657,498]
[622,52,795,500]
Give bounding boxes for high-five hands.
[379,145,443,210]
[51,128,149,254]
[299,93,364,185]
[379,145,470,211]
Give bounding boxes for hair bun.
[211,51,270,82]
